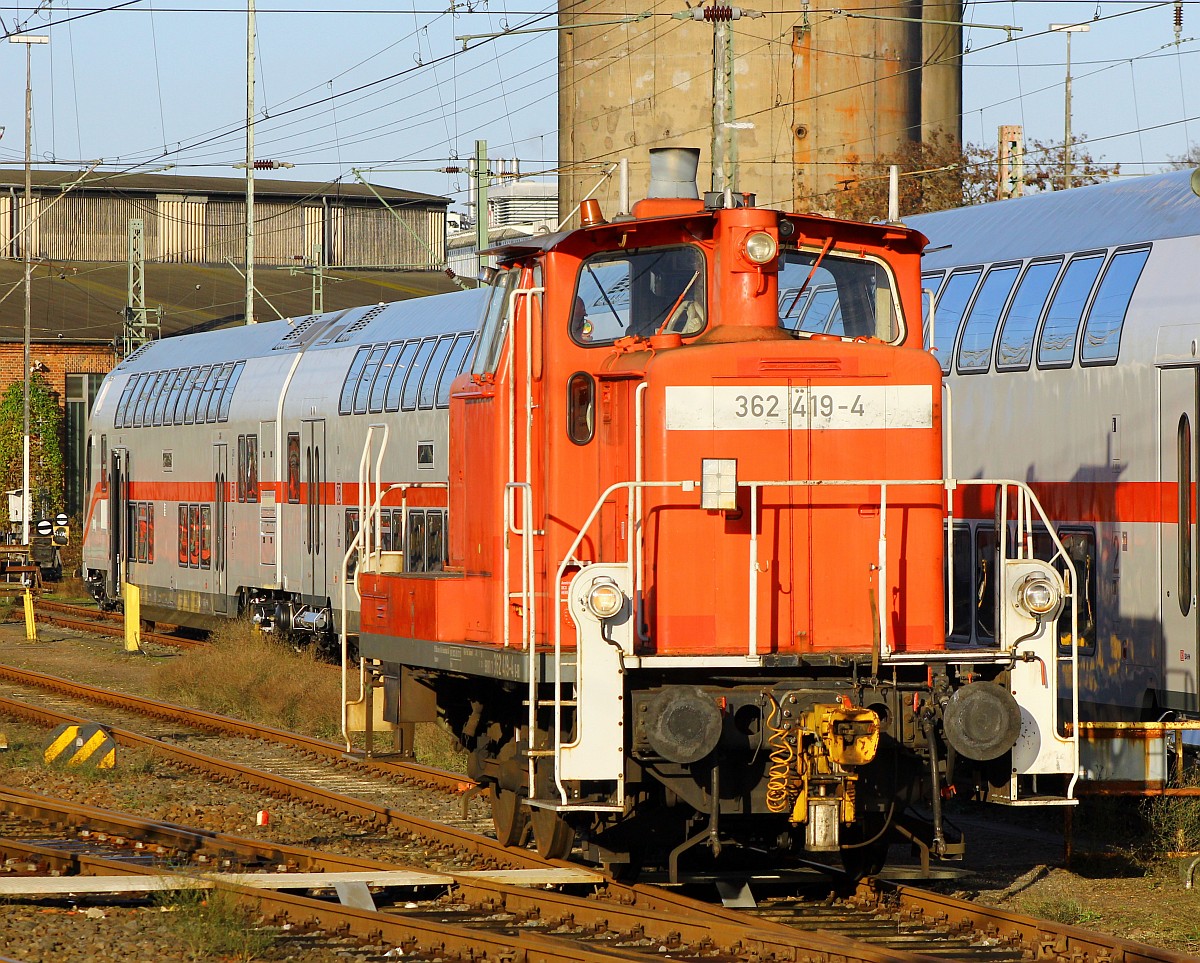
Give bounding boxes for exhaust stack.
[647,147,700,199]
[633,147,705,218]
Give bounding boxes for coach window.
[369,343,404,413]
[384,341,420,412]
[957,263,1020,373]
[139,373,167,428]
[217,361,244,422]
[931,269,981,373]
[572,245,707,345]
[419,336,456,410]
[196,366,222,422]
[132,373,159,427]
[286,432,301,504]
[1037,252,1104,367]
[352,345,386,415]
[974,526,998,642]
[345,510,360,577]
[1034,528,1098,654]
[340,346,372,415]
[473,268,519,374]
[1080,247,1150,365]
[177,505,188,565]
[995,259,1061,370]
[184,365,213,425]
[205,360,232,420]
[152,370,176,426]
[114,375,138,428]
[167,367,196,425]
[407,510,427,572]
[402,339,438,411]
[1181,414,1192,617]
[437,333,476,407]
[946,524,971,640]
[920,272,944,348]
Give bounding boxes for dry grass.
[150,620,343,741]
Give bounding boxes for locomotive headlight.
[1016,573,1061,618]
[585,577,625,620]
[743,231,778,264]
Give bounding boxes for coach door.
[212,444,229,614]
[302,420,326,601]
[108,448,128,592]
[1160,366,1200,710]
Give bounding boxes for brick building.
[0,169,456,521]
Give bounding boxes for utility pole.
[473,140,490,272]
[123,219,162,356]
[246,0,257,323]
[1050,23,1089,191]
[997,125,1025,200]
[10,32,48,545]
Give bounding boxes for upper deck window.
[1080,247,1149,365]
[956,263,1020,373]
[995,258,1062,371]
[571,245,707,345]
[778,247,901,344]
[1037,253,1104,368]
[931,269,982,372]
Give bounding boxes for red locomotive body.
[350,150,1078,875]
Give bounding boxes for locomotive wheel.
[489,786,529,847]
[531,806,575,860]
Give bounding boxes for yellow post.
[22,587,35,641]
[123,582,143,654]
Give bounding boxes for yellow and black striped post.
[43,723,117,769]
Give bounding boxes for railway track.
[0,658,1192,961]
[0,785,1191,963]
[30,599,206,649]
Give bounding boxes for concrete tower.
[557,0,961,217]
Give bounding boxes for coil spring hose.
[765,695,794,813]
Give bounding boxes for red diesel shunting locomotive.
[83,148,1080,878]
[350,148,1080,875]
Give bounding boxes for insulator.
[703,5,735,21]
[253,160,278,170]
[1175,0,1183,31]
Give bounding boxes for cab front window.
[778,247,902,343]
[571,245,706,346]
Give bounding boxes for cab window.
[472,269,519,375]
[571,245,707,345]
[778,247,901,343]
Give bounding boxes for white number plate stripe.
[664,385,934,431]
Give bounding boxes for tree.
[0,373,65,530]
[1166,144,1200,170]
[829,132,1119,221]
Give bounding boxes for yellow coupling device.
[787,702,881,834]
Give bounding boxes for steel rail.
[0,661,472,793]
[0,693,538,870]
[0,788,945,963]
[872,879,1195,963]
[29,601,207,649]
[1,786,1191,963]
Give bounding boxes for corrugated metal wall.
[8,189,445,268]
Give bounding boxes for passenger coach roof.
[113,286,487,373]
[911,169,1200,269]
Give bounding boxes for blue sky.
[0,1,1196,210]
